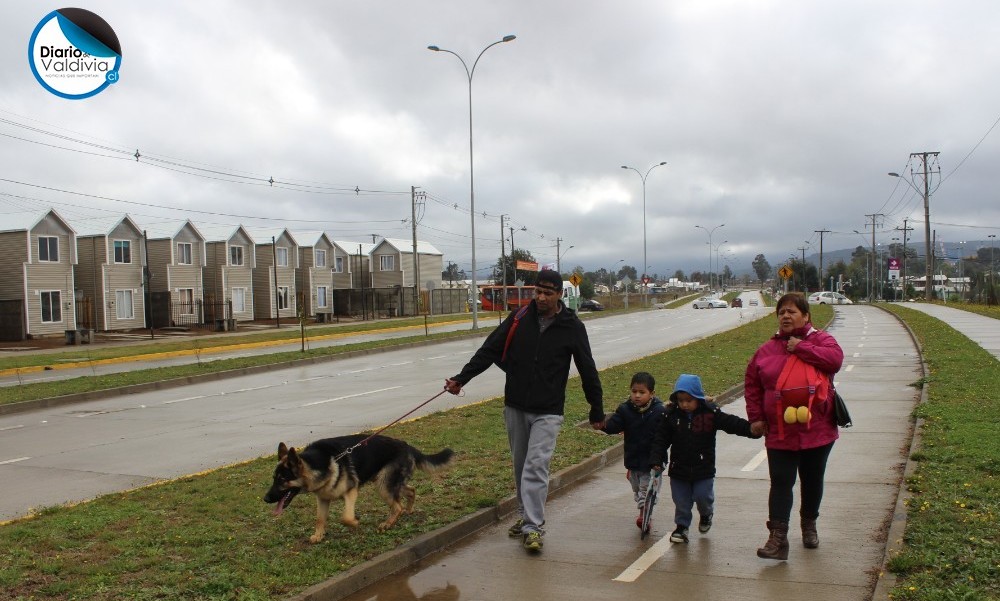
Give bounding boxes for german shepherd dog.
[264,434,453,543]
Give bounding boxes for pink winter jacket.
[745,324,844,451]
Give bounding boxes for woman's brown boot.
[756,520,789,560]
[801,518,819,548]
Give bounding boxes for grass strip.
[0,305,817,601]
[881,304,1000,600]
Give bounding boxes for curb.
[286,443,625,601]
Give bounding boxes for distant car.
[749,298,759,306]
[579,299,605,311]
[731,298,743,308]
[692,297,728,309]
[807,291,853,305]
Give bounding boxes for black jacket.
[648,400,757,481]
[451,300,604,421]
[601,397,668,470]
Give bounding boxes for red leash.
[333,388,449,461]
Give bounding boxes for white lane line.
[297,376,329,382]
[857,343,864,348]
[0,424,25,432]
[425,355,448,360]
[741,449,768,472]
[389,361,413,367]
[163,395,208,405]
[344,368,375,374]
[613,535,674,582]
[606,337,630,343]
[301,386,403,407]
[233,384,278,394]
[0,456,30,465]
[845,365,855,372]
[853,352,861,358]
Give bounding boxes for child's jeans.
[627,469,659,510]
[669,476,715,529]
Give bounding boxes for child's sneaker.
[507,518,525,537]
[669,526,689,543]
[699,514,713,534]
[636,513,645,530]
[522,531,543,552]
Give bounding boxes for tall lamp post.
[428,34,516,329]
[713,240,728,290]
[557,245,574,274]
[990,234,997,305]
[621,162,667,305]
[695,223,725,291]
[889,170,936,301]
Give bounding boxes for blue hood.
[670,373,706,402]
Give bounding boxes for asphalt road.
[0,297,771,521]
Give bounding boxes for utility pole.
[797,246,808,292]
[865,213,884,303]
[895,219,913,300]
[814,229,830,290]
[911,152,940,300]
[410,186,423,316]
[510,225,517,284]
[500,214,507,307]
[556,237,563,274]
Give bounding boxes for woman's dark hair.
[776,292,810,317]
[630,371,655,391]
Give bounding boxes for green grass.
[0,306,826,601]
[880,304,1000,600]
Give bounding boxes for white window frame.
[178,288,195,314]
[379,254,394,271]
[115,289,135,319]
[277,285,289,310]
[38,236,59,262]
[40,290,62,322]
[113,239,132,264]
[176,242,193,265]
[334,256,344,273]
[276,247,289,267]
[230,245,244,266]
[315,249,327,267]
[231,287,246,313]
[316,286,328,309]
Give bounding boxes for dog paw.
[342,518,360,528]
[377,520,396,531]
[309,533,325,544]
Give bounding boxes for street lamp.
[557,245,574,274]
[428,34,516,329]
[695,223,725,291]
[889,171,935,301]
[713,240,728,291]
[621,162,667,305]
[990,234,997,305]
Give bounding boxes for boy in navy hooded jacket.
[649,374,758,543]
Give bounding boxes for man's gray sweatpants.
[504,406,564,535]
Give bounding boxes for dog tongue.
[273,495,287,517]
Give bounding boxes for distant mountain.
[805,239,993,266]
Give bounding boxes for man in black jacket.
[445,270,605,553]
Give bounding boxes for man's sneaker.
[699,514,713,534]
[669,526,689,544]
[507,518,525,537]
[522,531,543,552]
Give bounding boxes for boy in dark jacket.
[649,374,759,543]
[600,372,668,529]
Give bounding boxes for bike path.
[894,302,1000,361]
[328,305,921,601]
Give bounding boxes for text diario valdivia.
[37,46,112,72]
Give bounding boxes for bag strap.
[501,305,530,363]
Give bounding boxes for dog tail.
[414,447,454,473]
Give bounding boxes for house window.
[231,287,246,313]
[334,256,344,273]
[315,249,327,267]
[114,240,132,264]
[276,247,289,267]
[38,236,59,262]
[40,290,62,322]
[230,245,244,266]
[379,255,394,271]
[176,243,193,265]
[115,289,135,319]
[316,286,328,308]
[178,288,194,314]
[277,286,289,310]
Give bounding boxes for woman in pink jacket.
[745,292,843,560]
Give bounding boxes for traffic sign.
[779,265,793,280]
[641,275,651,285]
[569,273,582,287]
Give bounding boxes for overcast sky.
[2,1,999,280]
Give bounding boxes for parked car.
[807,291,853,305]
[579,298,605,311]
[731,297,743,308]
[692,296,728,309]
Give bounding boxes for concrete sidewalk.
[294,305,922,601]
[895,301,1000,360]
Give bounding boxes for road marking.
[613,535,674,582]
[0,456,30,465]
[741,449,768,472]
[163,395,208,405]
[301,386,403,407]
[297,375,329,382]
[853,352,861,357]
[389,361,413,367]
[425,355,448,360]
[0,424,24,432]
[857,343,864,348]
[606,337,630,343]
[845,365,855,372]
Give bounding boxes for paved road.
[0,298,771,521]
[895,302,1000,360]
[338,305,924,601]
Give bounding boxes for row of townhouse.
[0,209,443,341]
